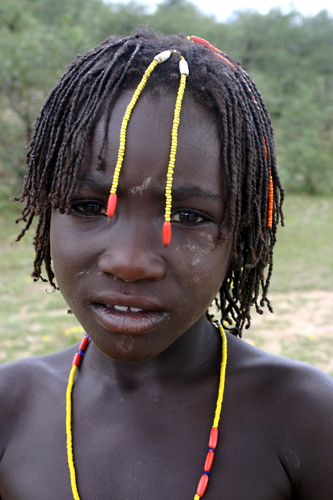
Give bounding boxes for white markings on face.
[185,243,197,253]
[129,177,151,195]
[184,241,215,255]
[75,270,91,277]
[191,258,200,266]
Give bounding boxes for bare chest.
[0,403,293,500]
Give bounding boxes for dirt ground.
[242,290,333,376]
[1,285,332,376]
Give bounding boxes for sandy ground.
[1,286,332,375]
[243,290,333,375]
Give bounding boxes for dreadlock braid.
[15,29,284,335]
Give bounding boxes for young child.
[1,30,333,499]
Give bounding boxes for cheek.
[172,232,232,310]
[50,213,97,297]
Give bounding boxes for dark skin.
[1,89,333,500]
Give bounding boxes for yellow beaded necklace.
[66,322,227,499]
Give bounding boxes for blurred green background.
[1,0,332,371]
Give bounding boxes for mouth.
[110,304,144,313]
[90,301,169,335]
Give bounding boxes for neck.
[82,314,221,390]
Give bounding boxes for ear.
[229,234,245,271]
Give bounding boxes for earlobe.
[229,236,245,271]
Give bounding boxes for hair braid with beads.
[15,29,284,336]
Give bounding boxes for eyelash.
[71,201,106,216]
[71,202,211,225]
[171,210,210,225]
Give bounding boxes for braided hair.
[15,29,284,335]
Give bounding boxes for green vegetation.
[1,0,332,194]
[0,0,332,371]
[0,204,82,363]
[1,195,332,372]
[270,195,333,292]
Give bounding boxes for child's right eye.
[71,201,106,216]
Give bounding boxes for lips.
[90,297,168,335]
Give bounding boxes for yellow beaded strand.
[213,322,227,428]
[164,68,187,224]
[109,58,159,198]
[106,49,189,246]
[193,321,227,500]
[66,365,81,500]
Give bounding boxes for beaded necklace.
[66,322,227,499]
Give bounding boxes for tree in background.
[0,0,332,195]
[224,9,333,194]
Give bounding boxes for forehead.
[82,88,223,194]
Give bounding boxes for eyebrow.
[76,176,222,202]
[76,176,110,192]
[171,186,223,203]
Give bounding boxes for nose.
[97,220,166,282]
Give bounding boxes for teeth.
[113,305,128,312]
[113,305,143,313]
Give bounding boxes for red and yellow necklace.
[66,322,227,500]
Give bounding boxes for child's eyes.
[171,210,207,224]
[71,201,106,216]
[70,203,210,225]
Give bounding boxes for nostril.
[97,249,165,282]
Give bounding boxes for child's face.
[50,89,233,362]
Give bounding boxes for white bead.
[179,58,189,75]
[154,50,172,64]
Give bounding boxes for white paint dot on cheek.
[191,258,200,266]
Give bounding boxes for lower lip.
[90,304,168,335]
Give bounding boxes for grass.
[0,201,83,362]
[270,195,333,292]
[0,193,333,372]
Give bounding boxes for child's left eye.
[171,211,205,224]
[71,201,106,215]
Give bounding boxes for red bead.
[79,336,89,352]
[204,450,215,472]
[162,221,171,246]
[72,352,82,367]
[191,36,210,47]
[196,474,209,497]
[107,193,117,217]
[208,427,218,449]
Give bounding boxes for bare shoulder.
[227,332,333,498]
[0,343,77,390]
[0,345,78,454]
[227,332,333,422]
